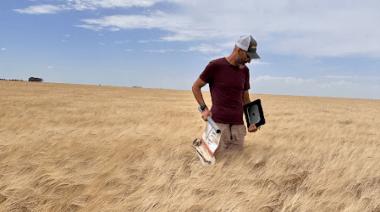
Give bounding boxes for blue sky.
[1,0,379,99]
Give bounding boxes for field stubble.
[0,81,379,211]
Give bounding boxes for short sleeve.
[244,68,250,90]
[199,61,216,83]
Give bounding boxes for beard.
[236,56,249,65]
[236,56,244,65]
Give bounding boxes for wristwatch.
[199,104,207,112]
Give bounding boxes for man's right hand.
[201,108,212,121]
[248,124,258,132]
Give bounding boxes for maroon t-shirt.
[199,57,250,124]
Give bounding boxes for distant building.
[28,77,43,82]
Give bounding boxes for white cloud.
[1,48,6,51]
[75,24,103,31]
[254,75,313,85]
[109,27,120,31]
[138,39,161,43]
[14,4,65,14]
[252,75,380,99]
[114,40,130,44]
[14,0,380,58]
[144,49,175,53]
[67,0,162,10]
[248,60,271,66]
[187,44,224,54]
[77,0,380,58]
[323,75,380,81]
[79,12,187,32]
[15,0,163,14]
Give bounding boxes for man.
[192,35,260,154]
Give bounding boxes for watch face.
[198,105,206,112]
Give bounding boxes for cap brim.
[247,51,260,59]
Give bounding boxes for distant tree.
[0,78,23,81]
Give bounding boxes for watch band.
[199,104,207,112]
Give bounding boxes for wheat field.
[0,81,379,212]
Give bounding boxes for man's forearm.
[243,97,251,105]
[192,86,207,106]
[243,90,251,105]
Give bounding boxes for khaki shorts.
[215,122,247,153]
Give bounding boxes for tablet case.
[243,99,266,128]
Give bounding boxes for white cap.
[235,35,260,59]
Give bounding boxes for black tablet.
[243,99,266,128]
